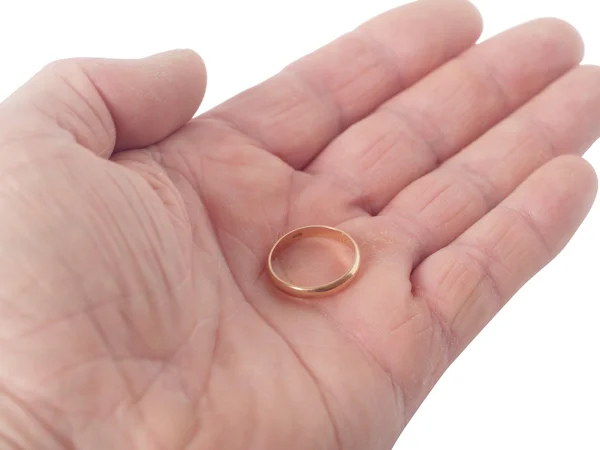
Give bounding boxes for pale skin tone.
[0,1,599,449]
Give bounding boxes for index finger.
[204,0,483,168]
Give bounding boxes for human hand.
[1,1,599,449]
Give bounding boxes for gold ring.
[267,225,361,298]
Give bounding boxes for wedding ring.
[267,225,360,298]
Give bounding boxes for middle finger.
[308,19,583,214]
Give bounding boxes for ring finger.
[383,64,600,264]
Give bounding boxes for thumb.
[0,49,207,158]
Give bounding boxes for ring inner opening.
[271,232,354,288]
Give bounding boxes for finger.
[0,49,206,158]
[203,0,482,168]
[412,155,597,357]
[309,18,584,213]
[383,65,600,264]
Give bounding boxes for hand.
[1,1,598,449]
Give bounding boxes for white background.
[1,1,598,448]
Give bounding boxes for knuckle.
[36,58,115,154]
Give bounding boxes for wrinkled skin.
[1,1,599,449]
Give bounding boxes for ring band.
[267,225,361,298]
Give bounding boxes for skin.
[0,0,598,448]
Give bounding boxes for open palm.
[1,2,599,449]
